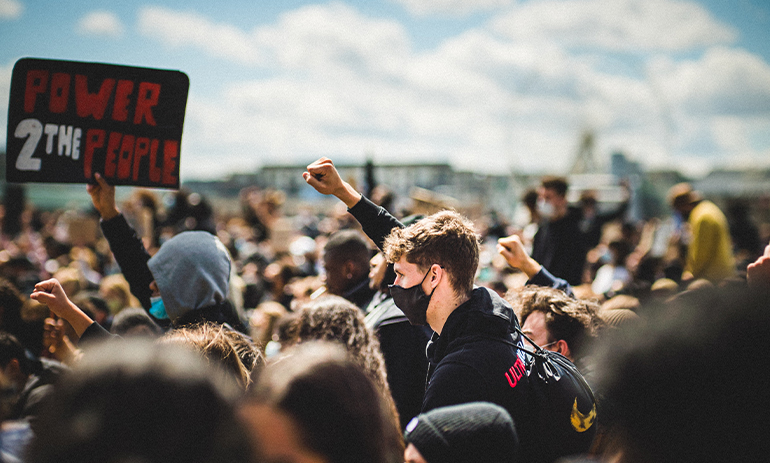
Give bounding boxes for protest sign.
[6,58,189,188]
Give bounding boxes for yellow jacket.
[686,200,735,282]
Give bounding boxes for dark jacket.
[423,286,542,461]
[532,206,587,286]
[365,293,430,429]
[349,196,547,461]
[10,357,67,429]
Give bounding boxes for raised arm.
[31,279,94,337]
[87,174,155,311]
[303,157,403,250]
[498,234,574,297]
[86,173,120,220]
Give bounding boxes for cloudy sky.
[2,0,769,181]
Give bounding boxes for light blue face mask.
[150,296,169,320]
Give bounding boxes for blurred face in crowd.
[537,187,568,220]
[368,252,388,290]
[321,253,346,296]
[241,404,328,463]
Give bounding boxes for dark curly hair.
[506,286,603,357]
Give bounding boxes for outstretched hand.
[303,157,362,208]
[86,173,120,220]
[498,234,542,279]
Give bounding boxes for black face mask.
[389,268,435,326]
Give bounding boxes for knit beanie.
[403,402,518,463]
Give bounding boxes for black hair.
[593,286,769,462]
[25,339,256,463]
[0,331,29,374]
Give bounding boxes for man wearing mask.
[303,158,591,462]
[531,176,587,286]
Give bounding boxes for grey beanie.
[147,231,231,322]
[403,402,519,463]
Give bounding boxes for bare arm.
[31,279,94,337]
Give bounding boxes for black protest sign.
[6,58,189,189]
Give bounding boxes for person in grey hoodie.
[84,173,246,334]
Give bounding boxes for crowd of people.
[0,156,768,463]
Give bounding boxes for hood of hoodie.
[427,286,521,365]
[147,231,231,322]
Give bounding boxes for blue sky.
[2,0,769,181]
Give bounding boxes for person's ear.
[343,260,356,279]
[555,339,572,359]
[429,264,443,287]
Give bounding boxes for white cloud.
[77,10,125,37]
[491,0,737,52]
[639,48,770,171]
[262,3,412,77]
[0,0,22,19]
[138,6,263,65]
[138,3,412,76]
[651,47,770,116]
[136,2,768,180]
[392,0,513,16]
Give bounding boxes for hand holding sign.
[6,58,188,188]
[86,173,119,220]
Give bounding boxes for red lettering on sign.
[24,70,48,113]
[104,132,122,178]
[50,73,71,114]
[83,129,105,179]
[112,80,134,122]
[132,137,150,181]
[149,139,161,183]
[117,134,135,179]
[161,140,178,186]
[75,75,115,120]
[134,82,160,126]
[67,128,178,185]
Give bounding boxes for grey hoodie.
[147,231,231,322]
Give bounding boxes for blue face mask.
[150,296,169,320]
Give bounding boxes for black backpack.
[514,327,598,462]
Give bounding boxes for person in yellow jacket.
[669,183,735,282]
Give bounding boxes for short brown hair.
[383,210,479,296]
[541,176,569,197]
